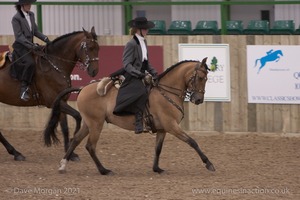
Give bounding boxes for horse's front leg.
[169,126,215,172]
[153,131,166,173]
[60,102,82,161]
[0,131,25,161]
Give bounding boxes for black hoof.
[100,169,113,175]
[153,167,165,174]
[14,154,26,161]
[206,161,216,171]
[69,152,80,162]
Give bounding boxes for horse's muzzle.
[190,93,204,105]
[88,68,98,77]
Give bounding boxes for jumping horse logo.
[254,49,283,74]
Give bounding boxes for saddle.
[0,51,13,68]
[96,74,157,134]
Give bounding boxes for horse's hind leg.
[153,131,166,173]
[58,123,89,173]
[0,131,25,161]
[85,123,112,175]
[169,126,215,172]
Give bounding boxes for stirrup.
[145,114,157,134]
[20,87,30,101]
[20,91,29,101]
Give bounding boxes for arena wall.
[0,35,299,134]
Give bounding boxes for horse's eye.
[198,76,205,81]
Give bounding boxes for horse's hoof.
[206,162,216,172]
[58,169,67,174]
[100,169,113,175]
[69,153,80,162]
[153,167,165,174]
[14,154,26,161]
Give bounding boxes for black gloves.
[32,43,42,51]
[138,72,146,79]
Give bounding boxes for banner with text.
[247,45,300,104]
[0,45,163,101]
[178,44,231,101]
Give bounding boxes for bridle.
[186,62,208,96]
[43,37,99,87]
[77,38,99,70]
[156,62,208,120]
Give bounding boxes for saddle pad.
[0,51,9,68]
[96,77,114,96]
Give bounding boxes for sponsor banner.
[70,46,163,100]
[247,45,300,104]
[178,44,231,101]
[0,45,164,101]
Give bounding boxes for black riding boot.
[20,82,30,101]
[135,111,144,134]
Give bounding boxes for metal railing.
[1,1,300,34]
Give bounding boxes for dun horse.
[0,27,99,161]
[45,58,216,174]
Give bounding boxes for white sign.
[178,44,231,101]
[247,45,300,104]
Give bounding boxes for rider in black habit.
[11,0,50,101]
[113,17,158,134]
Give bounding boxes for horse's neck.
[160,65,192,90]
[46,38,81,75]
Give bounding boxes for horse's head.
[78,27,99,77]
[187,57,209,105]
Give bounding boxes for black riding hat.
[16,0,36,5]
[128,17,155,29]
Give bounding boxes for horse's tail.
[254,59,260,67]
[44,87,82,147]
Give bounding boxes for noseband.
[78,39,99,70]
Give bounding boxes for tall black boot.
[135,111,144,134]
[20,82,30,101]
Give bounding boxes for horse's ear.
[82,27,90,38]
[91,26,97,39]
[201,57,208,64]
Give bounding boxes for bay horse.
[45,58,216,175]
[0,27,99,161]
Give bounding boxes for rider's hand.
[152,74,158,85]
[32,43,42,51]
[138,72,146,79]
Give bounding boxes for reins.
[7,50,32,68]
[156,86,185,120]
[154,62,207,121]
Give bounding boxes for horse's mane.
[157,60,199,80]
[51,31,83,45]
